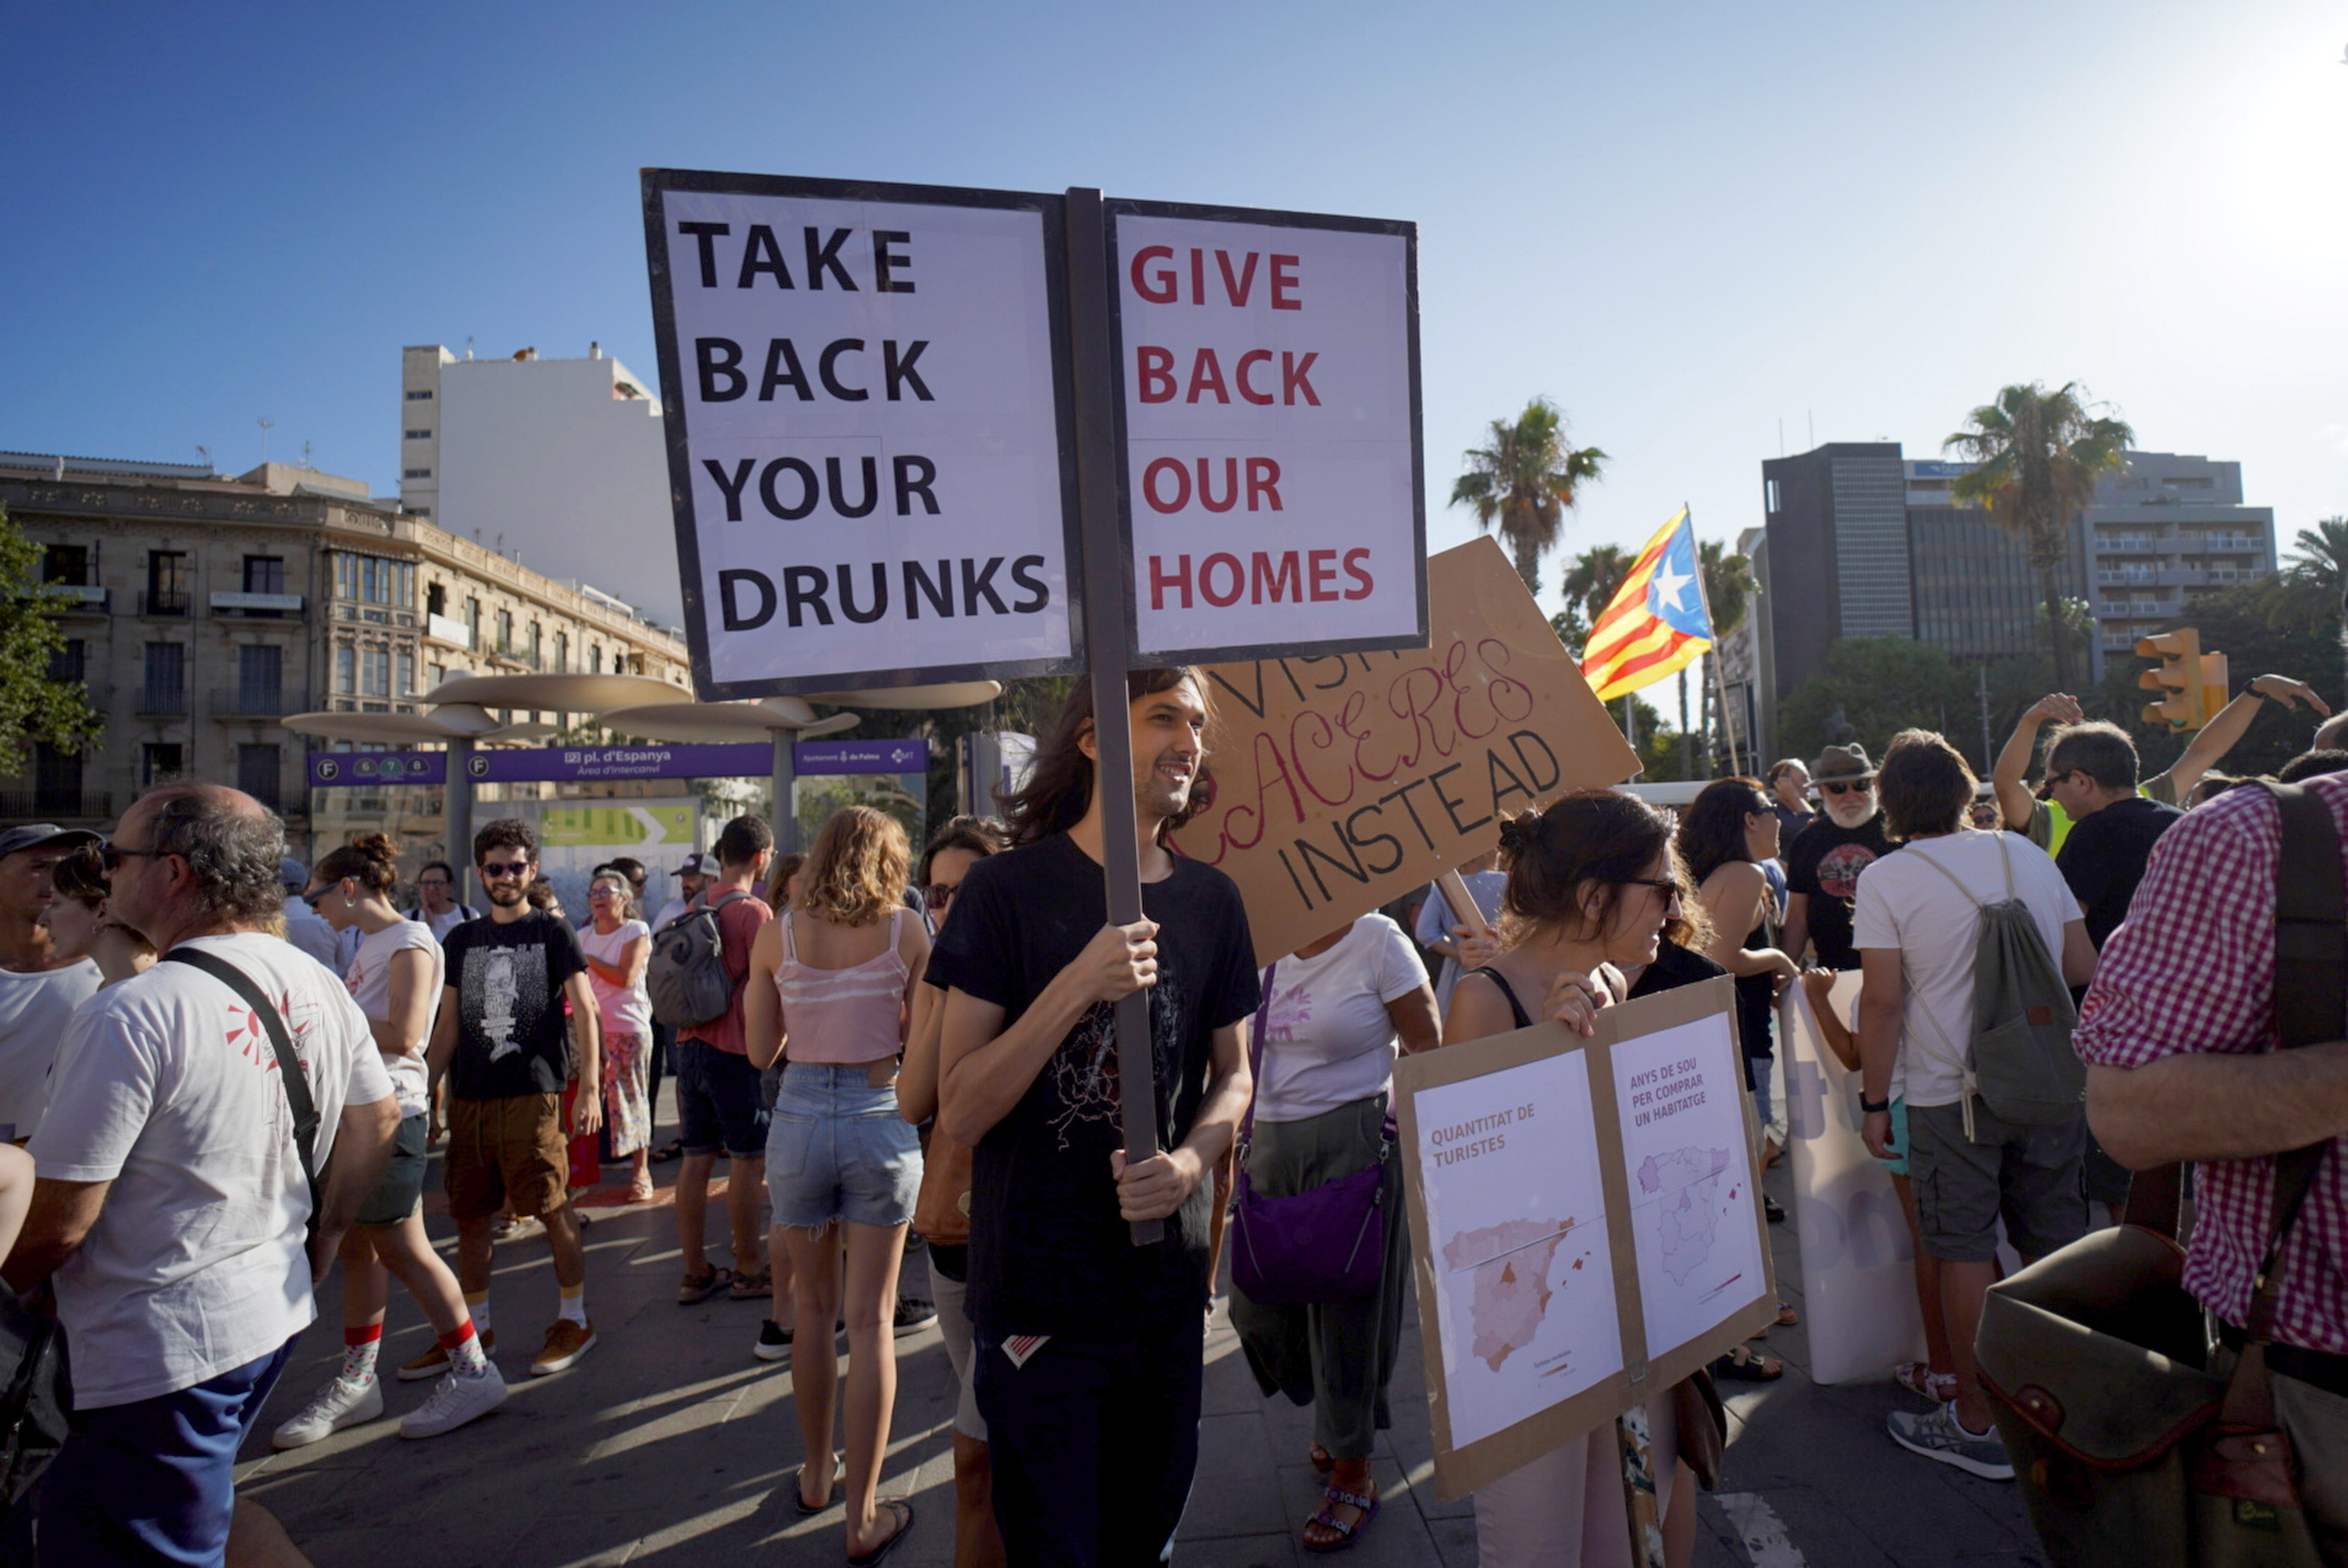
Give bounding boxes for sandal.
[847,1499,914,1567]
[792,1452,842,1515]
[1712,1345,1784,1382]
[677,1266,733,1305]
[1764,1195,1787,1223]
[625,1177,655,1204]
[729,1268,772,1301]
[1302,1481,1379,1554]
[649,1137,684,1164]
[1894,1361,1959,1403]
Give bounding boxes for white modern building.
[399,343,681,625]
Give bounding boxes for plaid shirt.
[2074,772,2348,1354]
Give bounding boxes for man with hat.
[0,823,103,1141]
[1782,743,1894,971]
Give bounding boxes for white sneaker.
[398,1366,509,1439]
[270,1374,384,1450]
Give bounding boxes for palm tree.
[1944,382,2133,690]
[1698,540,1753,639]
[1451,399,1607,595]
[1559,544,1633,638]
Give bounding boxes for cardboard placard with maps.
[1394,975,1777,1500]
[1169,536,1639,967]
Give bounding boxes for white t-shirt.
[579,919,653,1036]
[28,931,395,1408]
[345,919,443,1117]
[421,905,474,943]
[1413,870,1508,1014]
[1254,914,1429,1123]
[650,897,691,935]
[1850,831,2080,1108]
[0,960,101,1142]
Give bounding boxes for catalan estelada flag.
[1580,507,1712,702]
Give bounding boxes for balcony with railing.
[424,612,473,649]
[208,685,303,719]
[209,590,305,619]
[39,585,109,616]
[137,684,190,717]
[488,640,543,671]
[0,791,112,821]
[137,588,191,617]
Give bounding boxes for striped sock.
[340,1322,383,1383]
[558,1283,588,1328]
[439,1320,490,1377]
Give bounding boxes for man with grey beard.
[1782,743,1894,970]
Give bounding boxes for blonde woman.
[744,806,929,1564]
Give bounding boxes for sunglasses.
[923,883,959,909]
[301,885,336,909]
[478,861,532,879]
[1818,780,1874,797]
[98,842,167,872]
[1619,877,1683,901]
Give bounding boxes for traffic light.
[2198,650,2230,725]
[2137,630,2206,729]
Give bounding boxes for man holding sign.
[928,669,1260,1566]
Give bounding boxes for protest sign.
[1778,973,1927,1386]
[1396,977,1775,1500]
[643,171,1084,698]
[1171,536,1639,966]
[1107,202,1422,664]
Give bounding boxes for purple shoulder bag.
[1228,961,1395,1306]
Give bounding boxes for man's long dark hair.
[1001,668,1212,849]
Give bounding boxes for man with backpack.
[1851,730,2097,1481]
[662,815,775,1304]
[2078,772,2348,1555]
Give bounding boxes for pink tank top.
[775,908,908,1065]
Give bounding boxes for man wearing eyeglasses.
[424,819,603,1379]
[404,860,478,943]
[7,785,399,1566]
[1782,743,1894,971]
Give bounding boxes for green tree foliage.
[1559,544,1632,634]
[1451,398,1607,595]
[1699,540,1754,639]
[2096,578,2345,780]
[1777,637,1972,767]
[1944,382,2132,691]
[0,506,103,775]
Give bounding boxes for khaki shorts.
[445,1094,567,1221]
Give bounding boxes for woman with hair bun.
[1448,790,1709,1568]
[272,834,508,1449]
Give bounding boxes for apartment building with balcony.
[0,452,690,850]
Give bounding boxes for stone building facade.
[0,452,689,853]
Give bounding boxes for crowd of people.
[0,657,2342,1565]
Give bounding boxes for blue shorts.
[765,1063,921,1229]
[676,1039,769,1158]
[40,1336,295,1567]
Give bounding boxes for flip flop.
[1302,1483,1379,1554]
[847,1499,914,1567]
[1712,1345,1784,1382]
[792,1453,842,1516]
[729,1268,773,1301]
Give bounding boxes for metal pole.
[771,730,799,855]
[1065,187,1163,1247]
[447,739,475,906]
[1688,504,1743,777]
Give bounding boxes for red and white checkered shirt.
[2074,771,2348,1354]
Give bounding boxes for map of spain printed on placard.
[1637,1147,1733,1286]
[1440,1217,1587,1372]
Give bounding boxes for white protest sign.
[644,173,1083,698]
[1109,204,1423,664]
[1780,974,1927,1385]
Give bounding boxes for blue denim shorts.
[765,1062,922,1229]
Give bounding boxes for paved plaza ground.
[234,1104,2050,1567]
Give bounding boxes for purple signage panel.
[794,739,929,775]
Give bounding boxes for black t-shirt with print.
[2057,795,2184,950]
[441,911,587,1100]
[1783,814,1894,970]
[924,832,1260,1337]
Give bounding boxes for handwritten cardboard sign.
[1394,977,1777,1500]
[1171,535,1639,966]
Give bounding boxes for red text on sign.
[1128,247,1302,310]
[1141,456,1284,515]
[1134,347,1320,406]
[1149,549,1373,609]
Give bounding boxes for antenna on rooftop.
[465,336,475,360]
[302,440,314,469]
[195,444,212,473]
[257,417,274,465]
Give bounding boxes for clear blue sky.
[6,0,2342,620]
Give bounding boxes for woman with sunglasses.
[895,814,1009,1568]
[1449,790,1704,1567]
[582,871,655,1203]
[744,806,929,1564]
[274,833,508,1448]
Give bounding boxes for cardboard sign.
[1171,536,1639,966]
[1395,977,1776,1501]
[1108,202,1422,664]
[643,171,1084,698]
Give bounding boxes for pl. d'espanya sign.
[1395,978,1777,1501]
[644,173,1083,698]
[1109,204,1423,664]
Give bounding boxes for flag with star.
[1580,506,1712,702]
